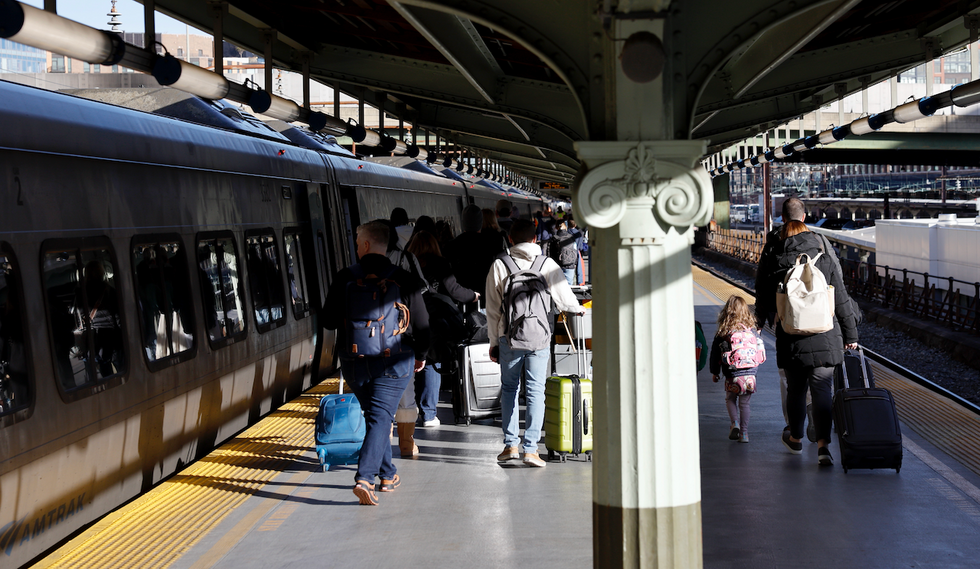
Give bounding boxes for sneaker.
[523,452,547,468]
[781,429,802,454]
[378,474,401,492]
[806,404,817,443]
[352,480,379,506]
[817,447,834,466]
[729,426,741,441]
[739,432,749,443]
[422,417,441,427]
[497,446,521,462]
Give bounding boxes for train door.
[339,186,361,262]
[295,181,336,383]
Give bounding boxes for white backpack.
[776,252,835,335]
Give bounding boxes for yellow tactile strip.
[692,265,753,306]
[36,378,341,569]
[693,263,980,479]
[875,367,980,477]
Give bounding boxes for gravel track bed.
[693,254,980,408]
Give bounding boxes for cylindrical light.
[306,112,347,135]
[893,100,926,123]
[777,144,794,159]
[455,160,466,172]
[346,121,367,143]
[951,79,980,107]
[868,110,894,130]
[248,89,300,121]
[832,125,851,140]
[426,150,438,164]
[921,92,953,116]
[791,139,808,153]
[407,144,427,161]
[0,1,125,65]
[736,159,746,169]
[380,135,398,152]
[817,129,837,145]
[764,149,776,162]
[360,129,382,147]
[442,155,452,168]
[153,54,229,100]
[750,156,760,166]
[850,117,875,135]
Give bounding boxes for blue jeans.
[417,363,441,422]
[340,354,414,484]
[562,268,576,286]
[498,337,549,454]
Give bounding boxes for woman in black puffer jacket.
[772,221,858,466]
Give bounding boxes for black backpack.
[423,291,465,368]
[549,232,578,269]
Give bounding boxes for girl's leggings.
[725,391,752,433]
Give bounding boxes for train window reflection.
[0,248,31,417]
[133,238,196,366]
[43,245,126,391]
[245,231,286,332]
[196,234,247,347]
[283,230,309,319]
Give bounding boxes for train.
[0,79,545,567]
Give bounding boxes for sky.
[21,0,201,35]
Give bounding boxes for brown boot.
[396,422,419,457]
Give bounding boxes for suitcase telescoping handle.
[840,346,869,389]
[562,313,590,379]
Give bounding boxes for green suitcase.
[544,374,593,462]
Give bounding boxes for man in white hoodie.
[486,219,585,467]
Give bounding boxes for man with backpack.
[486,219,585,467]
[321,221,430,505]
[547,220,580,285]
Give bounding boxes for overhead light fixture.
[775,144,793,159]
[951,79,980,107]
[791,139,808,153]
[360,129,382,147]
[306,112,347,136]
[154,54,229,100]
[0,1,125,65]
[248,89,300,122]
[345,121,367,143]
[407,144,428,162]
[817,129,837,145]
[893,100,927,123]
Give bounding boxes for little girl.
[710,295,766,443]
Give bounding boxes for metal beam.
[388,2,504,105]
[725,0,862,98]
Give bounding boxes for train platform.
[31,268,980,569]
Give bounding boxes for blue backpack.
[344,264,410,358]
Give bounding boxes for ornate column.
[575,140,713,568]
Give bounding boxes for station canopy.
[149,0,980,193]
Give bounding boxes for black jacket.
[760,232,858,369]
[416,253,477,304]
[322,254,430,360]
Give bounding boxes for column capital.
[573,141,713,242]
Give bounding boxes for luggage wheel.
[322,463,330,473]
[548,450,555,461]
[465,417,472,426]
[586,451,592,462]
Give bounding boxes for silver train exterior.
[0,80,543,567]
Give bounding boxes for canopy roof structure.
[68,1,980,189]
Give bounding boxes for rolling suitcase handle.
[840,347,870,389]
[561,313,590,379]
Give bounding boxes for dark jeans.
[785,365,834,443]
[340,354,414,484]
[416,363,441,422]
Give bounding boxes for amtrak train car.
[0,79,543,567]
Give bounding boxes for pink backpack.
[723,329,765,395]
[724,328,766,370]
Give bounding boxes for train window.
[283,230,310,319]
[42,240,126,396]
[132,237,197,369]
[196,233,247,348]
[245,230,287,332]
[0,246,32,422]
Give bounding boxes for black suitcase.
[834,347,875,392]
[452,343,502,426]
[833,349,902,473]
